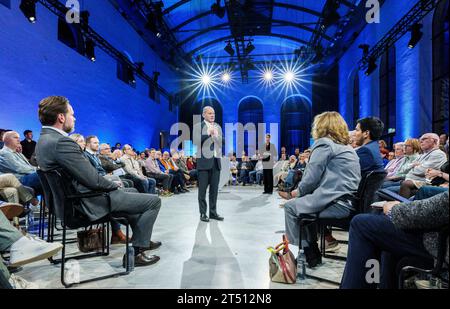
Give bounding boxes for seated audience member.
[0,173,38,206]
[100,144,138,189]
[379,140,390,167]
[353,117,385,176]
[439,133,448,152]
[0,129,8,149]
[249,156,264,185]
[137,152,147,170]
[279,112,361,267]
[349,130,358,149]
[144,149,174,196]
[121,144,157,194]
[229,155,239,185]
[0,131,42,192]
[0,209,63,288]
[158,151,188,193]
[237,156,254,186]
[387,133,447,198]
[280,146,287,158]
[382,138,421,188]
[112,142,121,152]
[173,151,197,183]
[274,155,296,186]
[341,191,448,289]
[387,152,395,161]
[36,96,162,265]
[384,143,405,178]
[20,130,36,162]
[186,156,196,171]
[411,159,448,200]
[294,148,300,158]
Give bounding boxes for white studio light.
[284,71,295,83]
[201,74,212,85]
[263,70,273,81]
[221,72,231,83]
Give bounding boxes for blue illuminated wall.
[0,0,180,150]
[339,0,434,142]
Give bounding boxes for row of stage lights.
[199,68,299,86]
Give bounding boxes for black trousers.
[198,160,220,216]
[263,168,273,193]
[147,172,172,191]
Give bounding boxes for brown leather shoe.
[123,252,160,267]
[111,230,129,245]
[0,204,24,221]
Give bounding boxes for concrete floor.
[19,185,348,289]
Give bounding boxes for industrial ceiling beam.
[187,33,309,55]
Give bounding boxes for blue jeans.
[249,171,263,184]
[384,185,401,194]
[19,172,42,191]
[239,169,250,184]
[147,177,156,194]
[340,214,433,289]
[414,186,448,200]
[284,170,295,188]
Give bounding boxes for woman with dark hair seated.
[279,111,361,267]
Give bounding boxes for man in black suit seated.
[35,96,162,267]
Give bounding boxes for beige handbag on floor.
[268,235,297,284]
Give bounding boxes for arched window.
[352,72,360,129]
[238,96,264,156]
[432,0,449,134]
[379,46,396,145]
[280,95,312,155]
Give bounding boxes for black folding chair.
[297,170,388,285]
[41,169,131,288]
[398,226,449,289]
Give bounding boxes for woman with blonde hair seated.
[279,111,361,267]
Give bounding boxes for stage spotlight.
[20,0,37,23]
[263,70,273,81]
[408,24,423,49]
[365,57,377,76]
[221,72,231,83]
[85,38,96,62]
[224,42,235,56]
[211,0,226,19]
[284,71,295,83]
[244,42,255,55]
[201,74,212,85]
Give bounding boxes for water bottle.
[127,247,135,272]
[297,249,306,280]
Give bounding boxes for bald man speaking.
[194,106,224,222]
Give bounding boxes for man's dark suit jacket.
[356,140,384,176]
[36,127,119,221]
[195,121,222,171]
[84,151,107,176]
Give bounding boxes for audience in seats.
[173,151,197,185]
[0,173,38,206]
[249,156,264,185]
[121,144,157,194]
[379,140,390,167]
[144,148,174,196]
[274,155,295,186]
[384,133,447,197]
[341,191,448,289]
[158,151,188,193]
[0,210,63,288]
[237,155,254,186]
[353,117,385,176]
[439,133,448,152]
[20,130,36,162]
[279,111,361,267]
[381,138,421,189]
[98,143,135,188]
[0,131,42,192]
[384,142,405,178]
[35,95,162,267]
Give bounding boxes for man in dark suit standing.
[35,96,162,267]
[262,134,277,194]
[194,106,223,222]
